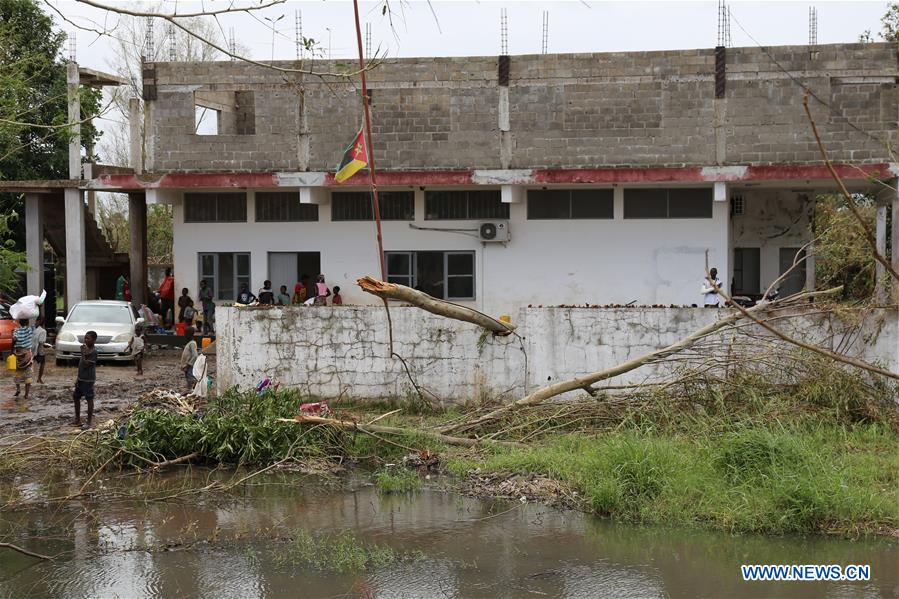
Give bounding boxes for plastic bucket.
[175,322,187,336]
[201,337,212,350]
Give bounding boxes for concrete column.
[24,193,44,296]
[875,202,888,304]
[713,100,727,165]
[64,188,86,307]
[893,186,899,303]
[129,193,148,306]
[805,195,816,292]
[713,185,731,296]
[129,97,142,174]
[67,61,81,179]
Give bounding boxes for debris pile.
[137,388,204,415]
[460,472,576,507]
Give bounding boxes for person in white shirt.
[701,268,723,307]
[32,316,47,384]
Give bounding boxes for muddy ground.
[0,349,211,434]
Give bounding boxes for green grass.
[447,423,899,537]
[272,530,399,573]
[375,467,422,494]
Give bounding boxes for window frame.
[198,252,251,301]
[330,191,415,221]
[384,250,476,300]
[255,192,319,222]
[424,190,509,221]
[622,188,713,219]
[184,192,248,223]
[527,188,614,220]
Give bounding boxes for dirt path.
[0,349,211,434]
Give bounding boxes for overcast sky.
[53,1,891,68]
[46,0,892,161]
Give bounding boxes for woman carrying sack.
[12,319,35,402]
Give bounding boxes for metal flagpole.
[352,0,386,281]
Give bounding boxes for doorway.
[267,252,321,291]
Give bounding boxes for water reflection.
[1,471,896,598]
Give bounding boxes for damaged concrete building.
[10,42,899,315]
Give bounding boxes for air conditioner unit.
[478,220,510,243]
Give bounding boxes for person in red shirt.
[331,286,343,306]
[158,268,175,327]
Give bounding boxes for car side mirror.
[135,317,145,325]
[55,316,66,325]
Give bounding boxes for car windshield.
[67,305,133,325]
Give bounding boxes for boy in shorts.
[73,330,98,429]
[127,324,145,376]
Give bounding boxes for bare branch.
[76,0,287,19]
[803,93,899,284]
[707,265,898,381]
[357,276,515,334]
[440,285,845,435]
[72,0,377,78]
[0,542,54,561]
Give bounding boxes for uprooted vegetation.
[1,351,896,538]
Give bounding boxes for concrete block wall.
[215,306,898,404]
[146,43,899,173]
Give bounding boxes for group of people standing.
[237,274,343,307]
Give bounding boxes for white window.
[199,252,251,301]
[385,251,475,300]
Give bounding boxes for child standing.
[276,285,291,306]
[128,324,145,376]
[313,274,331,306]
[180,326,199,392]
[331,286,343,306]
[73,331,97,429]
[291,282,306,305]
[32,316,47,384]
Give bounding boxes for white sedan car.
[55,300,144,365]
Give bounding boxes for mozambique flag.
[335,128,368,183]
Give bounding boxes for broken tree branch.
[0,542,53,561]
[357,276,516,334]
[706,267,899,381]
[803,93,899,284]
[278,415,523,448]
[440,286,844,435]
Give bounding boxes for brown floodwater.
[1,469,897,598]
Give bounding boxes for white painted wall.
[731,189,811,293]
[171,185,733,314]
[216,305,898,403]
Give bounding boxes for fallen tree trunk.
[0,542,53,561]
[357,276,515,334]
[278,415,522,448]
[440,286,844,435]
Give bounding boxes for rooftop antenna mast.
[541,10,548,54]
[295,10,302,60]
[146,17,155,59]
[809,6,818,46]
[500,7,508,55]
[726,6,732,47]
[67,32,76,62]
[229,27,236,61]
[167,22,176,61]
[365,22,372,59]
[717,0,727,47]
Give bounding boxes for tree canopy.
[0,0,103,291]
